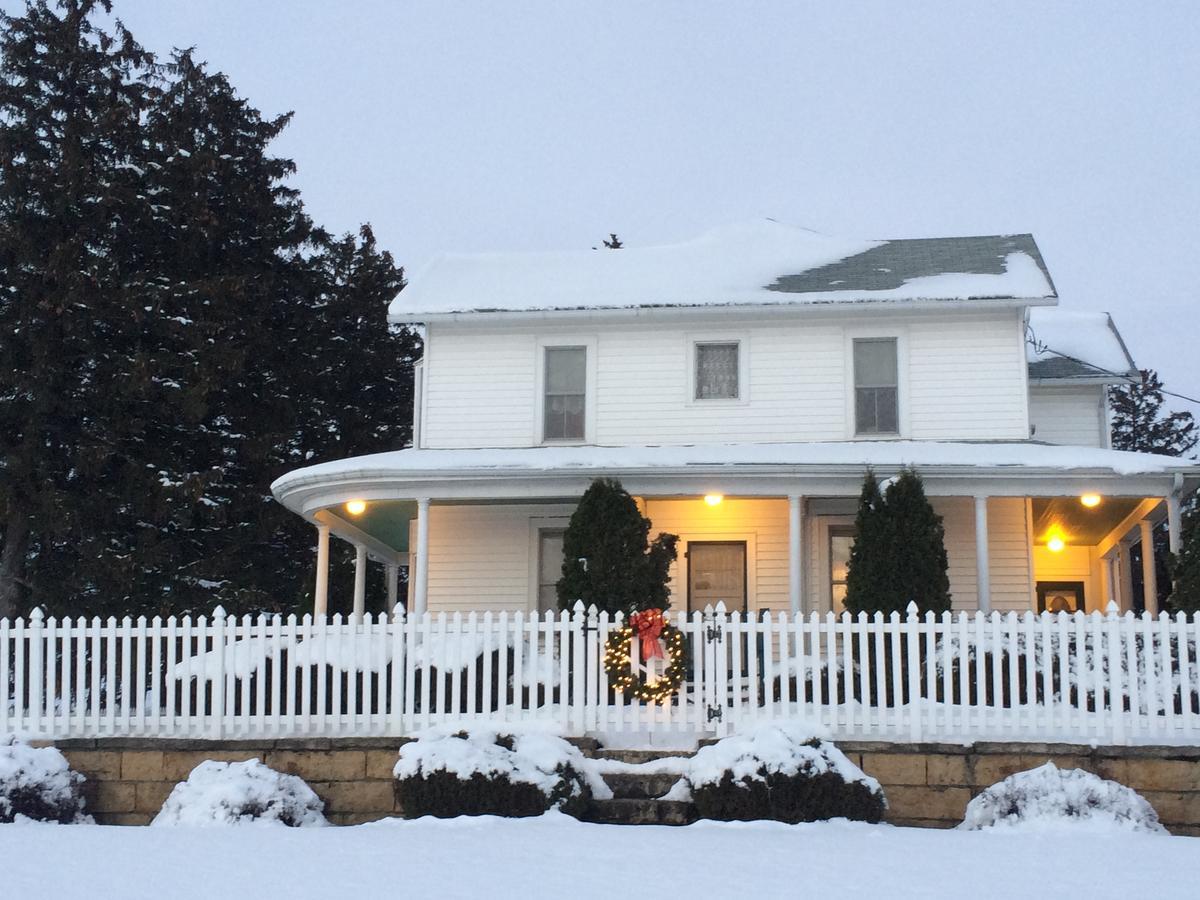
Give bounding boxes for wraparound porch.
[268,441,1198,619]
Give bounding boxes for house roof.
[388,221,1058,321]
[1026,308,1138,383]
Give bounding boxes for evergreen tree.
[1109,369,1197,611]
[0,0,156,618]
[556,478,678,614]
[1109,370,1197,456]
[0,3,419,618]
[1169,508,1200,614]
[844,468,951,615]
[843,470,886,616]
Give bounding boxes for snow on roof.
[1026,308,1138,381]
[389,221,1057,320]
[273,440,1196,499]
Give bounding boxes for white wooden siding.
[1028,384,1108,448]
[421,496,1032,615]
[419,310,1030,449]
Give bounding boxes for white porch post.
[352,544,367,619]
[386,563,400,613]
[1100,555,1116,610]
[788,494,803,616]
[1139,519,1159,616]
[1117,541,1135,612]
[974,495,991,613]
[1167,491,1183,556]
[314,523,330,617]
[413,497,431,617]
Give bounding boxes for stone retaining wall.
[49,738,412,826]
[840,741,1200,835]
[42,738,1200,833]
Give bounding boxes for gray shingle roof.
[766,234,1056,297]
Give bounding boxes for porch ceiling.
[329,499,416,552]
[1031,496,1146,545]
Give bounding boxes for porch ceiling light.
[704,494,724,507]
[1047,535,1066,553]
[1080,494,1102,508]
[345,499,367,516]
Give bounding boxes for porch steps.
[584,748,696,826]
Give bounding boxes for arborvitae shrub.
[556,478,678,614]
[844,467,951,615]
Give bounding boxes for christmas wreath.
[603,608,687,703]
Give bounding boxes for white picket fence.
[3,603,1199,745]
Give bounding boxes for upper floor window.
[543,346,586,441]
[854,338,898,435]
[695,341,740,400]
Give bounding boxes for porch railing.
[3,603,1199,745]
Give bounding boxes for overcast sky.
[95,2,1200,414]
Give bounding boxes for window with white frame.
[536,529,566,613]
[543,346,587,441]
[853,338,899,435]
[694,341,740,400]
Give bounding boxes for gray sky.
[102,1,1200,415]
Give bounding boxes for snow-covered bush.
[0,737,91,824]
[393,725,608,819]
[960,763,1166,834]
[152,758,327,827]
[684,724,885,823]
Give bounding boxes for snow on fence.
[2,603,1199,745]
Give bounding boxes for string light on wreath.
[603,608,687,703]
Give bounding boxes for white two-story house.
[271,221,1198,621]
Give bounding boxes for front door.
[687,541,747,614]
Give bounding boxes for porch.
[268,441,1197,621]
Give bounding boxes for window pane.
[855,387,877,433]
[545,347,586,394]
[544,393,584,441]
[875,386,898,433]
[537,531,565,613]
[696,342,739,399]
[854,339,897,387]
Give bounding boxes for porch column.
[352,543,367,619]
[974,495,991,613]
[314,523,330,617]
[386,563,400,613]
[1100,555,1116,610]
[1139,520,1159,616]
[1118,541,1135,612]
[1167,491,1183,556]
[413,497,431,617]
[788,495,803,616]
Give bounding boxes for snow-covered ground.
[1,814,1196,899]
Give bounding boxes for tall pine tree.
[0,2,421,617]
[1109,369,1197,456]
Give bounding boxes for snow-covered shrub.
[152,758,327,827]
[960,762,1166,834]
[393,725,608,819]
[685,724,885,824]
[0,737,91,824]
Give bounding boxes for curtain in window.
[696,343,739,399]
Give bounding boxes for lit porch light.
[1080,494,1102,508]
[1047,535,1066,553]
[345,499,367,516]
[704,494,724,507]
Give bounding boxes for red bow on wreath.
[629,609,666,660]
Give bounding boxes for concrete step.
[601,771,685,800]
[590,748,694,765]
[587,798,696,826]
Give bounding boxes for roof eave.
[387,294,1058,326]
